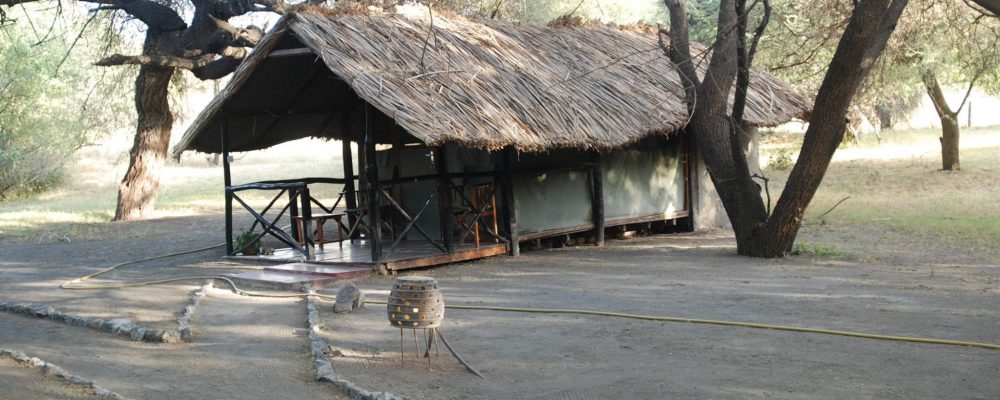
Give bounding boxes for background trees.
[0,0,291,220]
[756,0,1000,170]
[0,5,132,200]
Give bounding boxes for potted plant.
[235,228,261,256]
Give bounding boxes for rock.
[0,301,8,311]
[101,319,132,334]
[92,386,117,398]
[33,306,55,318]
[129,328,148,341]
[143,329,165,343]
[87,319,104,330]
[161,329,182,344]
[334,282,361,313]
[42,363,69,378]
[66,375,90,385]
[179,327,193,341]
[354,289,366,310]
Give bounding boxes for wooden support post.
[436,146,455,254]
[501,146,519,256]
[364,105,382,262]
[682,134,693,231]
[342,138,358,237]
[222,119,234,256]
[288,189,300,242]
[300,186,315,260]
[591,153,605,247]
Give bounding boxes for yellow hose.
[56,245,1000,351]
[366,300,1000,351]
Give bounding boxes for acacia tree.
[758,0,1000,171]
[662,0,908,257]
[901,2,1000,170]
[0,0,304,220]
[0,5,132,200]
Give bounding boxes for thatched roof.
[171,4,810,157]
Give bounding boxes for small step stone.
[333,282,365,313]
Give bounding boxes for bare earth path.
[325,232,1000,400]
[0,289,343,399]
[1,213,998,399]
[0,356,102,400]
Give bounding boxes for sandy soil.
[0,357,102,400]
[1,213,998,399]
[322,231,1000,399]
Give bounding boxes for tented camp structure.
[171,4,810,273]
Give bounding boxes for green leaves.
[0,4,133,200]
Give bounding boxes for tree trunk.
[664,0,908,257]
[922,70,961,171]
[113,35,176,221]
[940,117,960,170]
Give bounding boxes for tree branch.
[662,0,701,114]
[967,0,1000,16]
[87,0,186,33]
[210,15,262,48]
[956,68,984,113]
[921,69,952,117]
[94,53,209,70]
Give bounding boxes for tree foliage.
[755,0,1000,126]
[0,5,132,200]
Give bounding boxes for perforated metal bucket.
[388,276,444,329]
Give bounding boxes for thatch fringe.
[173,3,810,156]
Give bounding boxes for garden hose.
[364,300,1000,351]
[54,245,1000,351]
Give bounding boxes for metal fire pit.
[388,276,444,329]
[386,276,483,378]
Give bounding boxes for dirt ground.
[1,213,998,399]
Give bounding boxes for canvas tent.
[171,4,810,272]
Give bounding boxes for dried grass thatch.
[172,3,810,156]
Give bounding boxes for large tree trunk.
[113,35,176,221]
[747,0,908,257]
[922,70,961,171]
[664,0,908,257]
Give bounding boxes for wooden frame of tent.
[215,117,691,273]
[170,5,808,273]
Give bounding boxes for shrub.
[0,7,132,200]
[767,148,795,171]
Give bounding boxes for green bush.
[767,148,795,171]
[0,6,132,200]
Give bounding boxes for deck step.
[264,263,372,279]
[222,268,368,291]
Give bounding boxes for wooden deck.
[227,240,508,272]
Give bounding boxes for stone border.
[0,347,133,400]
[305,294,402,400]
[176,280,213,341]
[0,284,211,344]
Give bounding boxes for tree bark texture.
[664,0,908,257]
[113,34,175,221]
[749,0,909,256]
[922,70,961,171]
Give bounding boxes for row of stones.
[306,292,401,400]
[177,281,212,335]
[0,282,211,344]
[0,348,132,400]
